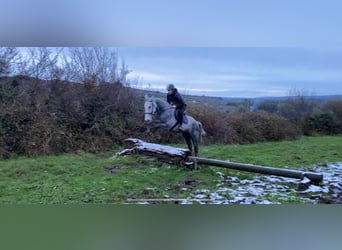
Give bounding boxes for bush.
[303,113,336,135]
[321,99,342,133]
[256,100,279,113]
[188,104,300,145]
[0,76,145,157]
[225,111,300,144]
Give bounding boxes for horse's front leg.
[153,122,168,129]
[147,122,168,134]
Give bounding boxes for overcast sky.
[2,1,342,98]
[119,47,342,98]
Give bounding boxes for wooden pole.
[189,156,323,183]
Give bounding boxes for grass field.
[0,136,341,204]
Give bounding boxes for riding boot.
[177,118,184,130]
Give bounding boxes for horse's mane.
[151,97,172,112]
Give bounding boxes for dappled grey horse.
[144,96,206,156]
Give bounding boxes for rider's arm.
[174,92,185,108]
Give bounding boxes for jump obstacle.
[117,138,323,183]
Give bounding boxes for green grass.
[200,135,342,169]
[0,152,217,204]
[0,136,341,204]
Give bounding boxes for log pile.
[117,138,191,164]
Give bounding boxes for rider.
[166,83,186,129]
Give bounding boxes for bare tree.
[65,47,130,85]
[16,47,63,80]
[118,59,131,84]
[278,87,318,123]
[0,47,18,76]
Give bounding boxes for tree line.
[255,91,342,136]
[1,47,341,159]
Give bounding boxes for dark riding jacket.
[167,88,186,109]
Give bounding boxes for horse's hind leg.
[193,141,199,157]
[182,132,193,156]
[191,132,199,157]
[189,132,200,170]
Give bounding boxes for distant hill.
[135,87,342,113]
[222,95,342,102]
[134,88,251,113]
[252,95,342,102]
[250,95,342,110]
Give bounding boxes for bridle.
[144,100,156,116]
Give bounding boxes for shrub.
[321,99,342,133]
[225,111,300,144]
[256,100,279,113]
[188,104,300,145]
[187,104,227,144]
[0,76,145,157]
[303,113,336,135]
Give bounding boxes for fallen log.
[117,138,191,164]
[189,156,323,183]
[116,138,323,183]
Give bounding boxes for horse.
[144,95,206,156]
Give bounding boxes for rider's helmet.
[167,83,175,90]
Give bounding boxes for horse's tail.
[197,121,206,144]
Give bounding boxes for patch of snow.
[193,194,208,199]
[137,162,342,205]
[210,192,224,200]
[299,185,329,194]
[196,189,210,194]
[300,177,311,184]
[246,186,265,196]
[180,200,192,204]
[259,200,280,204]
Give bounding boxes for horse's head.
[144,95,157,123]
